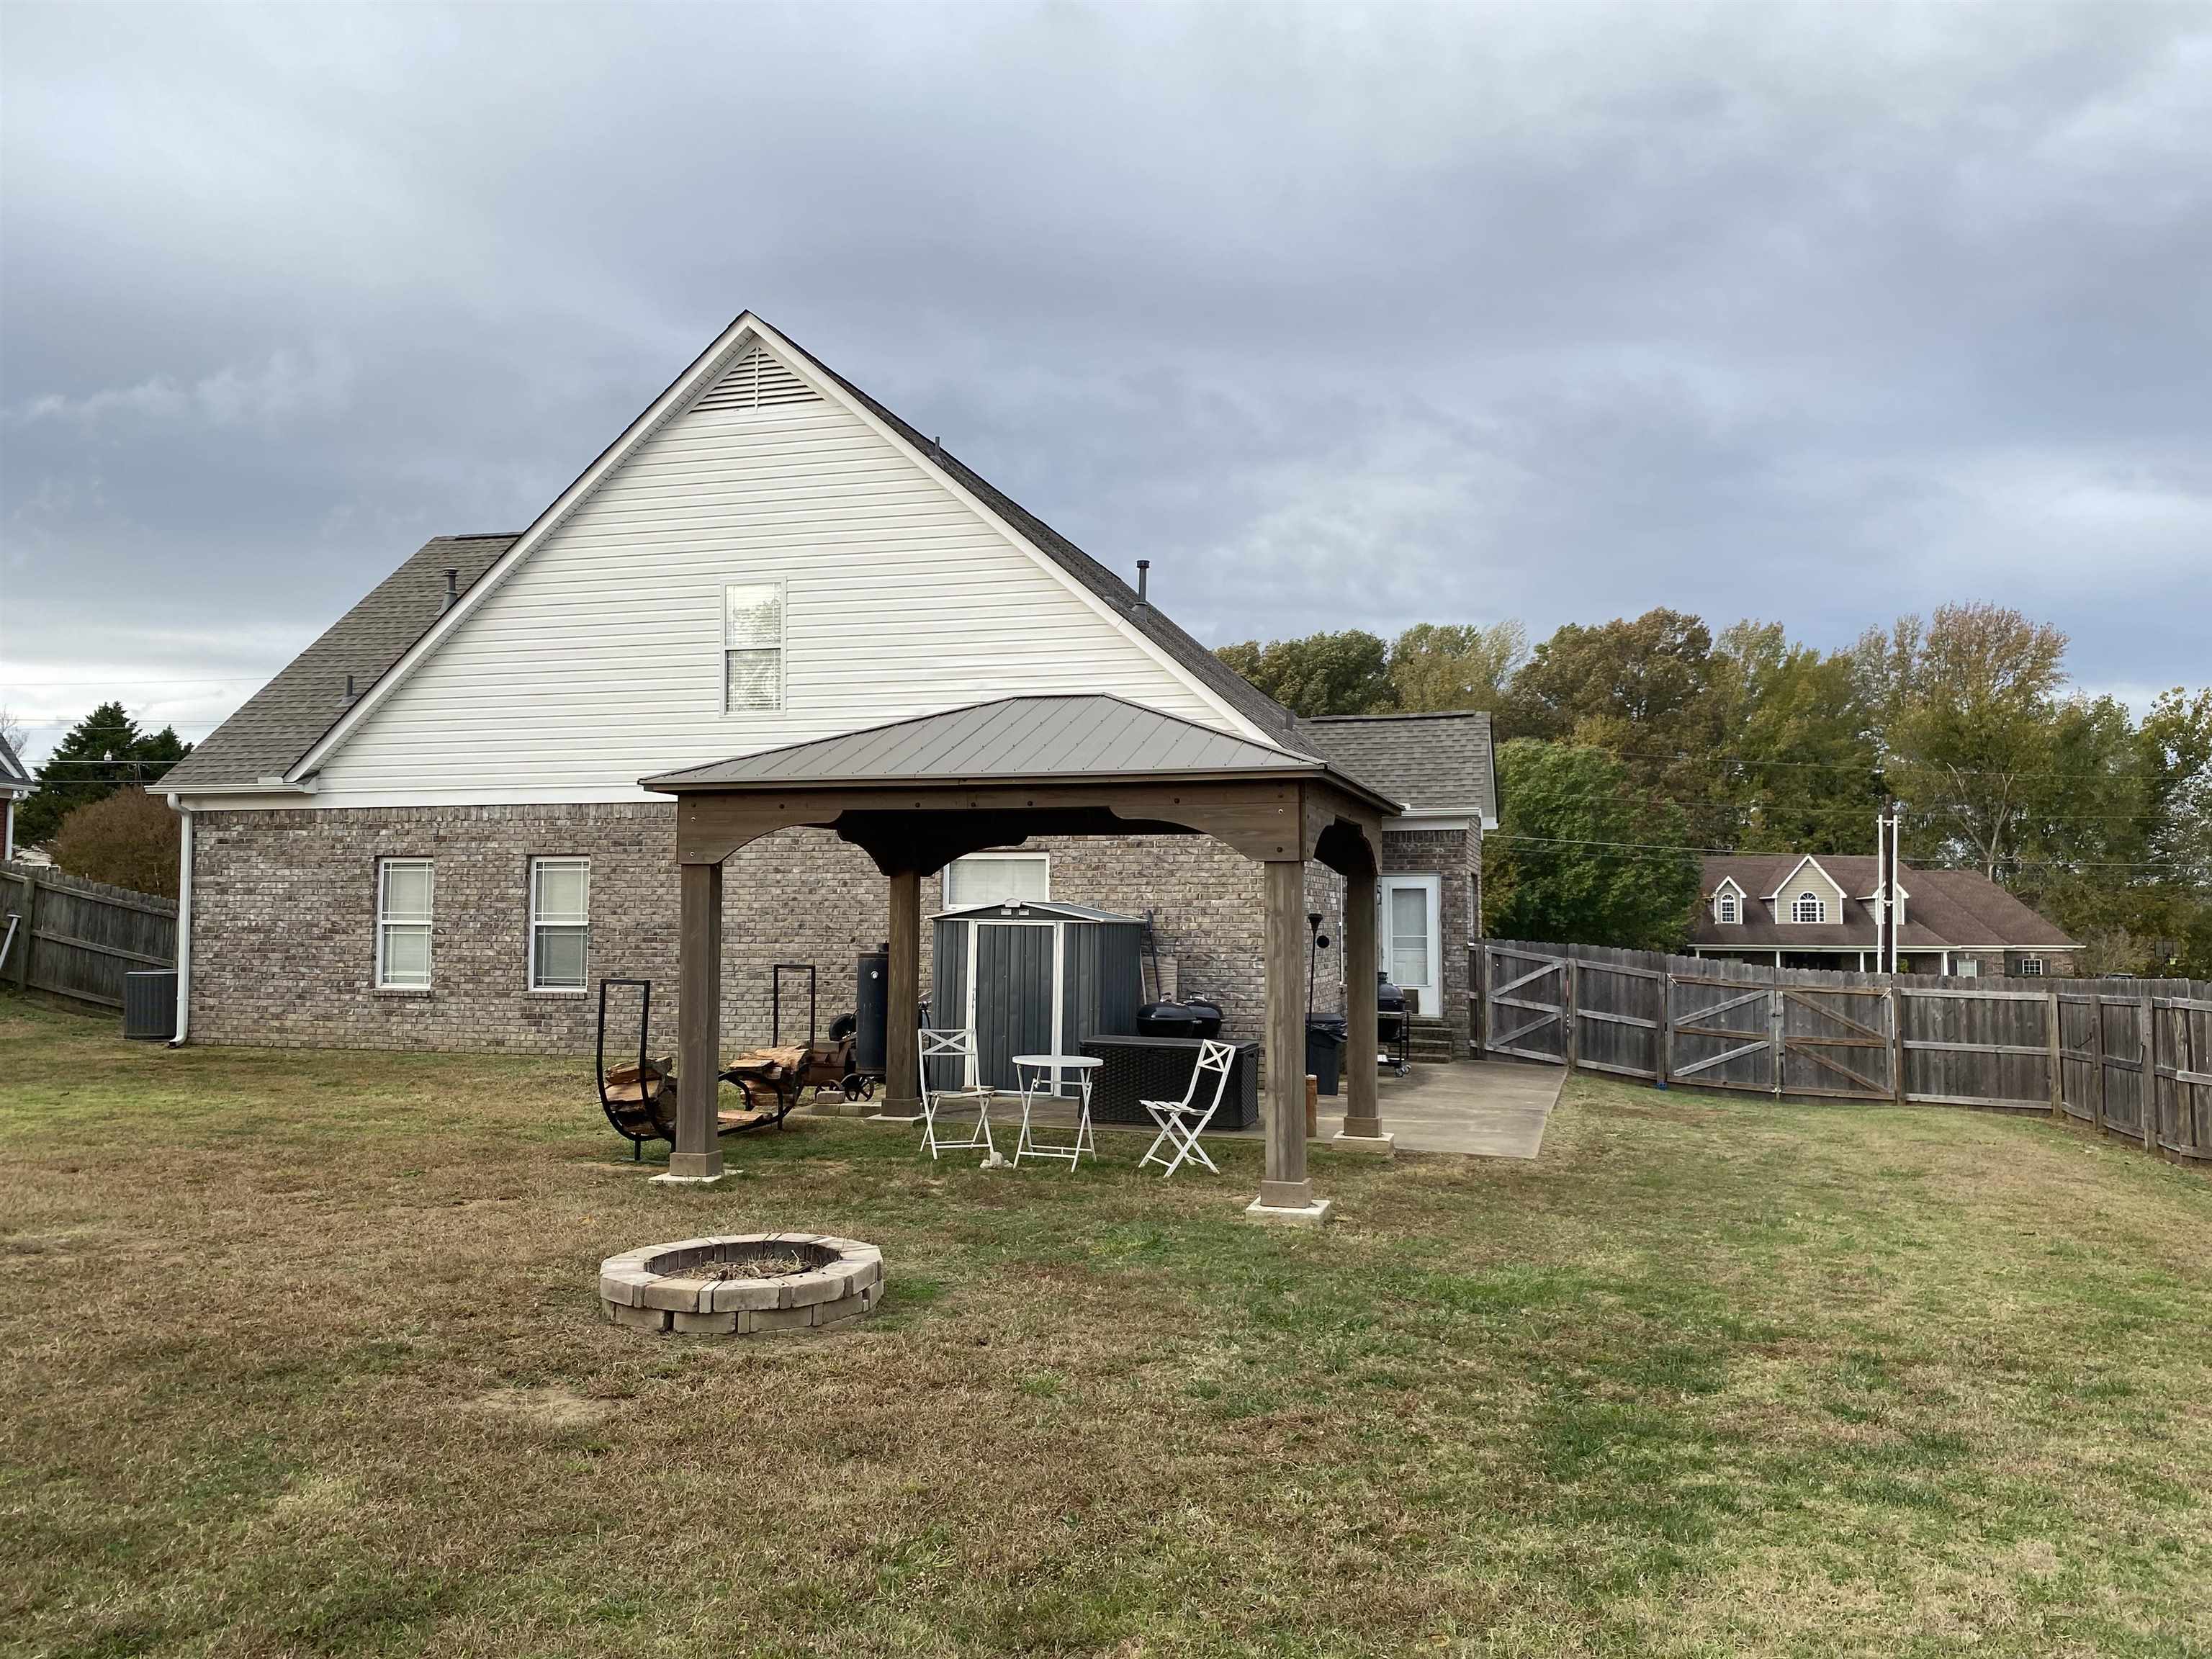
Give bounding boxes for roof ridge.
[1305,710,1492,724]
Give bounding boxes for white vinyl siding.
[944,853,1049,907]
[310,342,1241,804]
[376,858,433,988]
[724,583,783,712]
[529,857,590,991]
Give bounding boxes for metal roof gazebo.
[641,693,1403,1223]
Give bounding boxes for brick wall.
[190,806,1285,1054]
[189,804,1480,1056]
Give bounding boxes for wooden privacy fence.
[0,861,176,1011]
[1476,938,2212,1166]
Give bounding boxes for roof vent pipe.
[345,674,356,703]
[1135,559,1150,608]
[443,567,459,609]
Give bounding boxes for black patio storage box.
[1079,1035,1260,1130]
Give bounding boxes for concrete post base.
[1331,1130,1395,1157]
[867,1110,925,1127]
[1244,1195,1336,1228]
[653,1149,724,1185]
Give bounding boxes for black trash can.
[1305,1015,1348,1096]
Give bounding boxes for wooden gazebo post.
[877,868,922,1121]
[1335,860,1392,1154]
[1247,856,1332,1225]
[663,855,726,1185]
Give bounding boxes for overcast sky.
[4,3,2207,764]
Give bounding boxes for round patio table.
[1010,1054,1102,1169]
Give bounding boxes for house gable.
[1765,855,1844,922]
[293,317,1282,806]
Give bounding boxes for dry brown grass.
[3,994,2209,1657]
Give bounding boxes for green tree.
[1508,609,1725,809]
[1706,621,1882,853]
[17,703,192,847]
[1482,739,1701,949]
[1853,604,2072,881]
[1214,630,1394,717]
[1388,621,1527,714]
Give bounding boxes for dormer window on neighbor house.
[1791,893,1827,924]
[1717,891,1740,925]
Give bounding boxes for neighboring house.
[0,732,32,863]
[1689,853,2078,977]
[158,313,1498,1058]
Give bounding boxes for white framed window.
[1790,894,1827,924]
[376,858,434,989]
[529,857,591,991]
[943,852,1049,908]
[1958,958,1981,979]
[2018,957,2045,977]
[1717,893,1740,925]
[724,581,784,712]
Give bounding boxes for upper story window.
[944,853,1049,908]
[529,857,590,992]
[376,858,434,989]
[724,582,784,712]
[1716,892,1740,925]
[1790,893,1827,924]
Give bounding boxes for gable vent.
[693,346,820,413]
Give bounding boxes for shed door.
[970,922,1055,1091]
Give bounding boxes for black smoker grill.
[1376,972,1411,1078]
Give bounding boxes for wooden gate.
[1482,943,1568,1064]
[1665,975,1776,1094]
[1779,985,1894,1100]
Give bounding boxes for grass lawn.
[4,995,2209,1658]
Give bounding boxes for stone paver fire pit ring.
[599,1233,883,1334]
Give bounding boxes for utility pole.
[1876,806,1902,974]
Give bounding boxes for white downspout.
[166,793,192,1046]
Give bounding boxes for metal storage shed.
[932,900,1144,1093]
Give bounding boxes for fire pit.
[599,1233,882,1334]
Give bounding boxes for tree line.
[1218,607,2212,974]
[4,702,194,899]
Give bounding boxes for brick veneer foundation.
[188,804,1477,1057]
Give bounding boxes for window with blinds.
[376,858,434,989]
[529,858,590,992]
[943,854,1049,907]
[724,582,784,712]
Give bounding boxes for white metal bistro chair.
[1138,1038,1236,1178]
[917,1028,997,1162]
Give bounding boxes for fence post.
[2141,991,2158,1151]
[13,871,38,993]
[1888,984,1905,1105]
[2090,997,2107,1133]
[2046,988,2063,1120]
[1561,956,1577,1076]
[1658,971,1673,1090]
[1770,978,1785,1097]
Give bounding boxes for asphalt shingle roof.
[1691,853,2076,951]
[158,534,516,791]
[1300,711,1496,819]
[0,729,30,788]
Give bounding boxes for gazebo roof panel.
[644,694,1393,801]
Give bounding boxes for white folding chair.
[1138,1039,1236,1178]
[917,1028,997,1162]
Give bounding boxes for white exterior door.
[1378,876,1442,1009]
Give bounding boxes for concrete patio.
[848,1057,1563,1163]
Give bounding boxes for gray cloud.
[4,2,2208,761]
